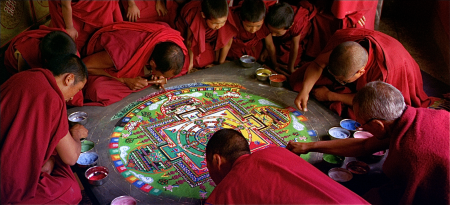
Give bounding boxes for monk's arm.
[82,51,116,78]
[329,92,356,106]
[55,124,88,165]
[61,0,78,40]
[185,29,194,71]
[217,38,233,64]
[287,135,390,157]
[264,35,278,70]
[288,35,301,73]
[127,0,140,22]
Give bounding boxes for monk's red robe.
[272,2,315,66]
[289,28,434,119]
[226,5,270,60]
[380,107,449,204]
[206,147,369,204]
[1,68,81,204]
[175,1,237,68]
[121,0,179,28]
[48,0,123,54]
[83,22,188,106]
[331,0,378,30]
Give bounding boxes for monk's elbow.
[61,153,80,166]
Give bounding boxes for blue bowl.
[340,119,361,131]
[328,127,351,140]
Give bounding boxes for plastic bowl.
[255,68,272,81]
[68,111,88,125]
[77,152,99,168]
[85,166,109,186]
[239,55,256,68]
[353,131,373,139]
[328,127,351,140]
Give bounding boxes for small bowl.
[85,166,109,186]
[81,139,95,153]
[328,127,351,140]
[269,74,287,87]
[323,153,345,164]
[255,68,272,81]
[239,55,256,68]
[68,111,88,125]
[353,131,373,139]
[340,119,361,131]
[111,196,137,205]
[77,152,99,168]
[346,161,370,174]
[328,168,353,182]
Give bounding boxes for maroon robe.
[289,28,434,119]
[121,0,179,28]
[1,68,81,204]
[83,22,188,106]
[206,147,369,204]
[175,1,237,68]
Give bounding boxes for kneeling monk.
[82,22,188,106]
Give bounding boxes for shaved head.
[328,41,368,78]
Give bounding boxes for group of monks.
[1,0,449,204]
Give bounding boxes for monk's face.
[65,79,86,102]
[354,105,388,140]
[205,16,228,30]
[267,25,288,37]
[153,69,176,79]
[242,20,264,34]
[328,67,365,85]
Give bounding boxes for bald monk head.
[266,2,294,36]
[327,41,369,85]
[206,129,251,184]
[240,0,266,34]
[201,0,229,30]
[148,41,185,78]
[39,31,77,66]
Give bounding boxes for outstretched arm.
[184,29,194,72]
[217,38,233,64]
[55,124,88,165]
[312,86,356,106]
[287,35,300,73]
[61,0,78,40]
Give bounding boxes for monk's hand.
[150,75,167,90]
[312,86,331,102]
[127,3,140,22]
[66,26,78,40]
[356,15,366,27]
[294,90,309,112]
[259,49,268,62]
[286,140,310,155]
[41,156,55,175]
[70,124,88,141]
[155,0,168,16]
[123,77,148,90]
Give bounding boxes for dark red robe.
[226,5,270,60]
[381,107,449,204]
[175,0,237,68]
[1,68,81,204]
[121,0,179,28]
[48,0,123,54]
[206,147,369,204]
[289,28,434,119]
[83,22,188,106]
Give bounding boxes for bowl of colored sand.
[255,68,272,81]
[323,153,345,164]
[240,55,256,68]
[111,196,137,205]
[353,131,373,139]
[269,74,287,87]
[328,167,353,182]
[68,111,88,125]
[81,140,95,153]
[328,127,351,140]
[77,152,99,168]
[346,161,370,174]
[340,119,361,131]
[85,166,109,186]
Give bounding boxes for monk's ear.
[149,59,157,71]
[201,12,205,19]
[372,119,385,132]
[356,67,366,75]
[64,73,75,86]
[212,154,227,171]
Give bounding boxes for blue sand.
[77,152,98,165]
[340,119,361,131]
[329,128,350,139]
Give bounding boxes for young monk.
[175,0,237,72]
[4,26,77,74]
[48,0,123,53]
[122,0,186,28]
[205,129,369,204]
[1,54,88,204]
[226,0,277,67]
[81,22,188,106]
[264,1,316,74]
[290,28,436,119]
[287,81,450,205]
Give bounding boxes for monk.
[48,0,123,53]
[81,22,188,106]
[175,0,237,72]
[1,54,88,204]
[205,129,369,204]
[287,81,450,205]
[226,0,277,67]
[122,0,186,28]
[4,26,77,74]
[264,1,316,74]
[290,28,434,119]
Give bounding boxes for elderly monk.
[1,54,89,204]
[48,0,123,53]
[81,22,187,106]
[290,28,435,119]
[288,81,450,205]
[205,128,369,204]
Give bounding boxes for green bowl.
[81,140,95,153]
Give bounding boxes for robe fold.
[289,28,434,119]
[226,6,270,60]
[48,0,123,54]
[121,0,179,28]
[381,106,449,204]
[1,68,81,204]
[83,22,188,106]
[206,147,369,204]
[175,1,237,68]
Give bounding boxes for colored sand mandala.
[109,82,316,199]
